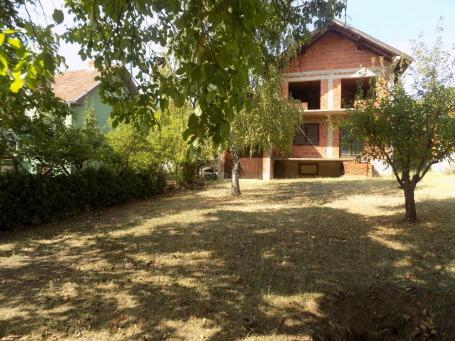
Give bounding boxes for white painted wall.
[432,158,455,174]
[372,158,455,176]
[371,159,393,176]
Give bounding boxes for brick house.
[219,20,412,179]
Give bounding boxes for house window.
[294,123,319,146]
[288,81,321,110]
[340,127,363,156]
[341,77,375,109]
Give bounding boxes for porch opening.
[341,77,375,108]
[288,80,321,110]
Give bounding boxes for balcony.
[289,80,320,110]
[341,77,375,109]
[294,101,308,111]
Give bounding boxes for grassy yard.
[1,174,455,340]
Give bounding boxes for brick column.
[320,79,328,110]
[333,78,342,109]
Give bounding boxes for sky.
[40,0,455,71]
[343,0,455,55]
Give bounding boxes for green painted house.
[53,66,134,132]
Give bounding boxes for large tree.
[2,1,344,180]
[229,71,301,196]
[0,0,67,162]
[63,0,344,142]
[343,35,455,223]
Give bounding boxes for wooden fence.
[239,157,263,179]
[223,156,263,179]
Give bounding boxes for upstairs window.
[289,81,321,110]
[294,123,319,146]
[341,77,375,109]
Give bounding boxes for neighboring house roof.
[53,69,101,105]
[302,19,413,73]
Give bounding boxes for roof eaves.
[70,81,101,104]
[331,19,413,63]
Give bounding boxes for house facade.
[219,20,412,179]
[53,67,113,132]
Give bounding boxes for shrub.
[174,160,199,186]
[0,168,165,230]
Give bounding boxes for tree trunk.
[403,184,417,223]
[231,149,241,197]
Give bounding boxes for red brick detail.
[343,160,373,177]
[286,31,382,73]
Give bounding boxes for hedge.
[0,168,166,230]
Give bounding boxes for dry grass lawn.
[1,174,455,340]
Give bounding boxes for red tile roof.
[53,69,100,103]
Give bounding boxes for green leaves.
[52,9,64,25]
[0,50,8,75]
[10,71,23,93]
[62,0,344,143]
[7,37,21,49]
[230,68,301,155]
[172,91,185,108]
[0,20,62,95]
[344,35,455,195]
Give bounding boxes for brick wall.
[286,31,379,73]
[342,160,373,177]
[320,79,328,110]
[291,117,327,158]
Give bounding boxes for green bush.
[0,168,165,230]
[174,161,199,186]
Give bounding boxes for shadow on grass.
[0,180,454,340]
[241,177,402,206]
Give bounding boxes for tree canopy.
[0,0,67,162]
[229,71,301,196]
[343,34,455,222]
[62,0,343,142]
[1,0,345,152]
